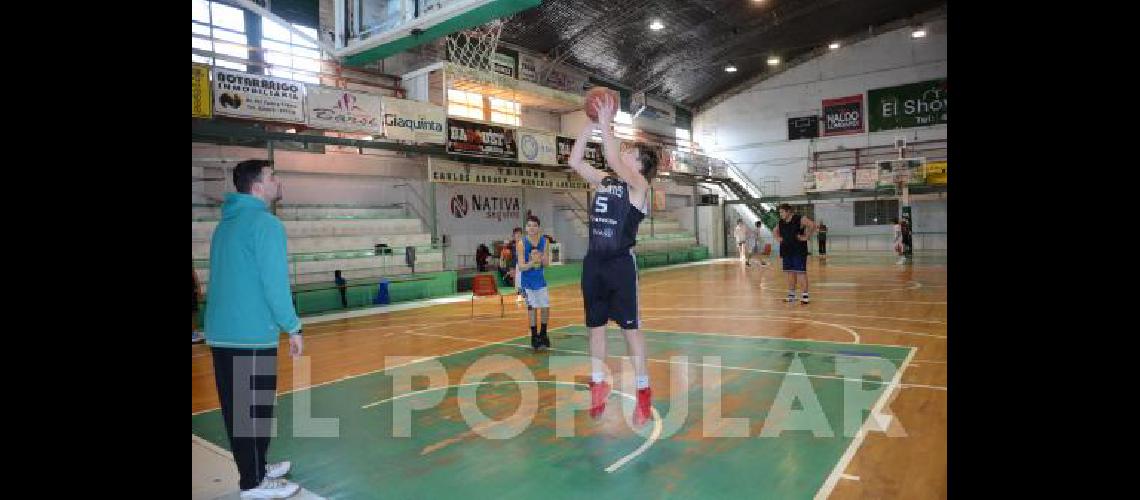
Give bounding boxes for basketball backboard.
[333,0,541,66]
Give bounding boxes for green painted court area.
[192,326,912,499]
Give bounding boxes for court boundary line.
[191,332,530,416]
[358,380,664,474]
[407,328,940,390]
[814,346,918,499]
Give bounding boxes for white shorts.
[523,287,550,308]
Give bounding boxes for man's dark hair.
[638,148,659,179]
[777,203,793,212]
[526,215,541,226]
[233,159,273,194]
[755,221,762,227]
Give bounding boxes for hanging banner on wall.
[822,95,865,136]
[491,51,517,78]
[436,183,524,228]
[383,97,447,143]
[787,115,819,140]
[657,147,675,173]
[813,168,854,191]
[446,118,518,159]
[430,159,590,190]
[304,85,384,133]
[855,168,879,189]
[924,161,947,185]
[641,95,676,124]
[554,136,608,170]
[518,53,588,94]
[516,129,558,166]
[212,68,305,123]
[671,150,693,174]
[192,64,212,118]
[868,79,948,132]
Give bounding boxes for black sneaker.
[531,334,541,350]
[539,333,551,349]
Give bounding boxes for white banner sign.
[436,183,524,230]
[518,53,588,94]
[305,85,383,133]
[430,159,590,190]
[213,68,305,123]
[813,168,855,191]
[855,168,878,189]
[382,97,447,143]
[517,130,558,166]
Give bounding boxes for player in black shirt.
[565,93,657,427]
[774,203,816,304]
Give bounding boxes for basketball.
[585,86,617,122]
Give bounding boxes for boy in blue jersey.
[516,215,552,350]
[565,93,657,427]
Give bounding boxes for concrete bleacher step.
[192,233,433,258]
[193,218,424,240]
[275,205,408,219]
[197,254,444,288]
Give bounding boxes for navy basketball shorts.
[781,254,807,273]
[581,251,640,329]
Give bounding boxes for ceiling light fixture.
[829,42,840,50]
[767,56,780,66]
[725,64,737,72]
[649,19,664,31]
[911,28,927,38]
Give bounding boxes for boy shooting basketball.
[566,93,656,427]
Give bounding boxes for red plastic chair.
[471,274,504,318]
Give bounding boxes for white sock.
[636,375,650,389]
[591,371,606,384]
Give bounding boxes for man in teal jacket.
[205,159,305,499]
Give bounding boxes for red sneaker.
[633,387,653,427]
[588,381,610,419]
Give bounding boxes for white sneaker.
[266,461,291,479]
[240,477,299,499]
[896,257,906,265]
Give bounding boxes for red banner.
[822,94,865,136]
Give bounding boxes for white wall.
[694,18,947,198]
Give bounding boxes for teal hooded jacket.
[205,193,302,348]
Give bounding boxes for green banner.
[868,79,947,132]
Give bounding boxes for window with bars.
[853,199,899,226]
[447,89,485,121]
[192,0,248,72]
[193,0,321,83]
[488,97,520,126]
[261,18,321,84]
[447,90,522,126]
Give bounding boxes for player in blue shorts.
[565,93,656,427]
[774,203,816,304]
[517,215,552,351]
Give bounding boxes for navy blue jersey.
[588,176,646,256]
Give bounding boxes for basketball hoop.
[445,18,509,87]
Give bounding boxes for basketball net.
[445,19,508,87]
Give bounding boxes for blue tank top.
[520,235,547,290]
[588,176,646,256]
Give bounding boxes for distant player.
[517,215,552,351]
